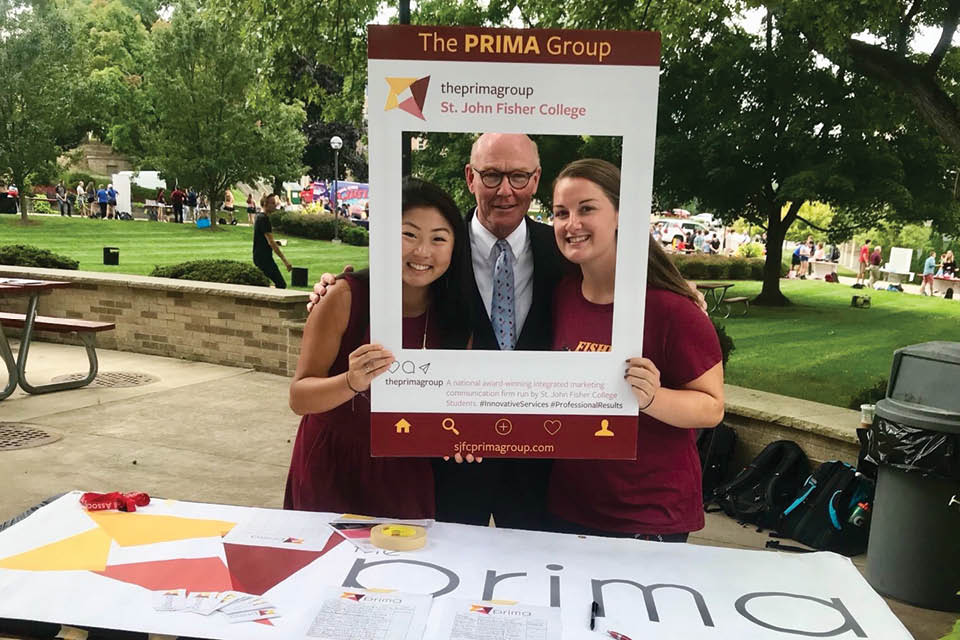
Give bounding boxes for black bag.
[776,460,874,556]
[697,424,738,503]
[708,440,809,530]
[851,283,864,289]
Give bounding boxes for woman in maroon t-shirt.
[285,179,472,518]
[547,159,725,541]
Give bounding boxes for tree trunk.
[207,186,219,228]
[14,170,27,222]
[754,201,803,306]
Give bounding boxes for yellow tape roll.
[370,524,427,551]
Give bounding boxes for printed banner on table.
[367,25,660,459]
[0,493,915,640]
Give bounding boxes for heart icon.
[543,420,561,435]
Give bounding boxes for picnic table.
[809,260,837,279]
[932,275,960,297]
[696,282,748,318]
[696,282,734,313]
[0,278,114,399]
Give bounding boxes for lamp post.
[330,135,343,243]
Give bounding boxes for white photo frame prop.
[368,25,659,459]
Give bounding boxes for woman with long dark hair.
[547,158,724,541]
[285,178,472,517]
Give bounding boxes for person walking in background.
[155,188,166,221]
[857,238,871,285]
[940,250,956,278]
[96,184,108,219]
[186,187,198,221]
[76,182,88,217]
[222,189,234,222]
[170,185,185,224]
[65,183,76,217]
[55,181,70,216]
[106,183,118,219]
[921,251,937,296]
[868,245,883,287]
[246,193,257,224]
[253,194,292,288]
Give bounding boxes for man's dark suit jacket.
[434,210,571,530]
[467,210,568,351]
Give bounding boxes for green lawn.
[717,279,960,408]
[0,214,368,290]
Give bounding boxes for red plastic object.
[80,491,150,512]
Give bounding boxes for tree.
[140,3,305,227]
[218,0,380,179]
[61,0,154,157]
[761,0,960,153]
[655,14,959,304]
[0,5,83,219]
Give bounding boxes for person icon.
[594,419,614,437]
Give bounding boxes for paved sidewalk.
[0,342,955,638]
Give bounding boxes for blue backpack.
[774,461,875,556]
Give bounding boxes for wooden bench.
[721,296,749,318]
[0,312,115,394]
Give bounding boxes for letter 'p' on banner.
[367,25,660,459]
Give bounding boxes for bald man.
[431,133,569,531]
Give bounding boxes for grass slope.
[0,215,368,290]
[719,280,960,407]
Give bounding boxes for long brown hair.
[553,159,700,307]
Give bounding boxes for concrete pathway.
[0,343,955,638]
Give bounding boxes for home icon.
[395,418,411,434]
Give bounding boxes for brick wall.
[0,267,309,376]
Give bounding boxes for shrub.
[726,257,750,280]
[0,244,79,269]
[32,198,54,214]
[705,260,728,279]
[63,171,101,189]
[712,321,736,367]
[130,183,157,202]
[736,242,765,258]
[150,259,270,286]
[848,379,888,410]
[670,254,765,281]
[341,225,369,246]
[271,212,355,242]
[674,255,709,280]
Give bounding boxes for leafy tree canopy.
[139,1,305,226]
[0,3,84,218]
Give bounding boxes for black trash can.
[103,247,119,266]
[864,341,960,612]
[291,267,308,288]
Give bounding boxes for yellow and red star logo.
[384,76,430,120]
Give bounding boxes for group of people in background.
[920,249,957,296]
[70,181,119,219]
[790,235,841,279]
[153,187,201,223]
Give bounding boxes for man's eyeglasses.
[471,168,538,189]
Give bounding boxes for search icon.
[441,418,460,436]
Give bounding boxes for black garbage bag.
[863,416,960,481]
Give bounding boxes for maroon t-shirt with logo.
[549,275,722,535]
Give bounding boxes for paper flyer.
[422,599,561,640]
[305,587,432,640]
